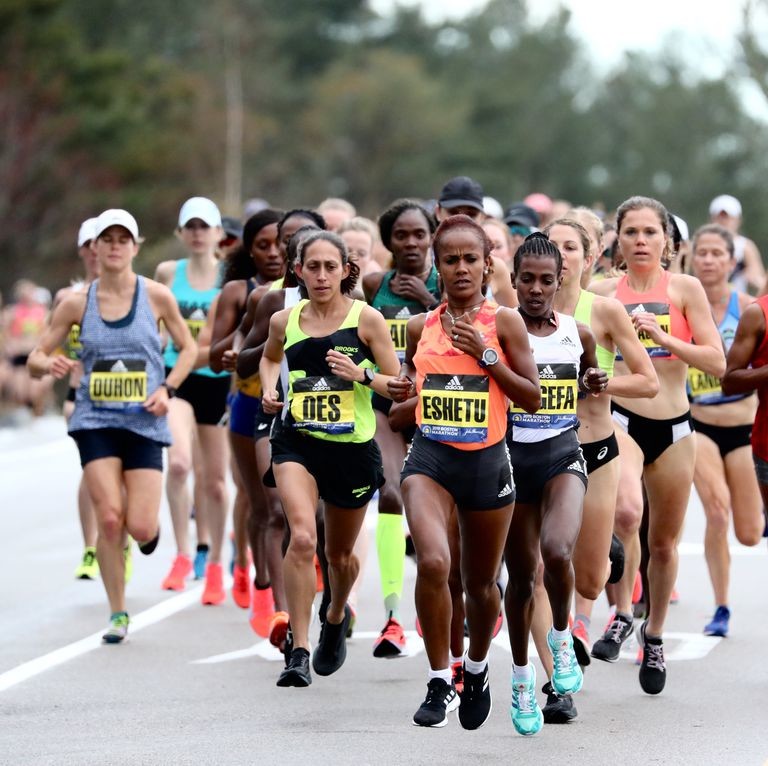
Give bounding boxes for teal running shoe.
[548,629,583,695]
[510,664,543,736]
[102,612,129,644]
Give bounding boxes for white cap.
[673,215,689,242]
[178,196,222,228]
[709,194,742,218]
[93,209,139,241]
[77,217,98,247]
[483,196,504,220]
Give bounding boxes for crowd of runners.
[19,180,768,734]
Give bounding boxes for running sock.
[616,610,634,623]
[450,653,463,666]
[196,543,209,553]
[464,653,488,674]
[551,626,571,641]
[428,667,453,684]
[574,613,591,630]
[512,663,532,682]
[376,512,405,621]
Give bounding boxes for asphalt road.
[1,415,767,765]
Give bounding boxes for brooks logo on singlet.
[312,378,332,391]
[445,376,464,391]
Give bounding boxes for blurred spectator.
[317,198,356,232]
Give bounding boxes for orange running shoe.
[492,611,504,638]
[232,564,250,609]
[373,617,407,658]
[415,616,423,637]
[249,584,274,636]
[631,571,643,604]
[571,618,591,668]
[451,660,464,695]
[314,555,324,593]
[201,562,226,605]
[670,587,680,604]
[269,611,290,648]
[161,554,192,591]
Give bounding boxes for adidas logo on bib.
[312,378,331,391]
[497,483,513,498]
[190,308,207,321]
[444,376,464,391]
[631,303,646,314]
[540,365,556,379]
[395,307,412,319]
[111,360,128,373]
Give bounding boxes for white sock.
[449,653,463,666]
[463,653,488,674]
[512,662,532,682]
[550,626,570,641]
[428,667,452,684]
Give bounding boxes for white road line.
[678,541,767,557]
[0,584,208,693]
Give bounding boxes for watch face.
[483,348,499,366]
[364,368,375,384]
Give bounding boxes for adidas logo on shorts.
[111,360,128,373]
[445,376,464,391]
[312,377,331,391]
[540,365,557,379]
[567,460,585,475]
[497,483,513,498]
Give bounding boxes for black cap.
[503,203,539,229]
[438,176,484,212]
[221,216,243,239]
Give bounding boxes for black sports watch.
[161,382,177,398]
[478,348,499,369]
[361,368,375,386]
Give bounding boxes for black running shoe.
[138,527,160,556]
[591,614,633,662]
[458,664,492,730]
[282,626,294,668]
[607,533,625,584]
[638,621,666,695]
[276,647,312,687]
[413,678,459,727]
[312,603,352,676]
[542,682,578,724]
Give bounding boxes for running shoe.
[542,681,577,724]
[590,613,633,662]
[346,605,357,639]
[608,533,625,584]
[138,527,160,555]
[372,617,407,658]
[458,663,492,730]
[231,564,250,609]
[269,611,290,649]
[249,585,274,636]
[123,539,133,584]
[75,547,98,580]
[412,678,459,728]
[193,546,209,580]
[201,562,226,606]
[703,605,730,637]
[102,612,129,644]
[492,611,504,638]
[276,647,312,687]
[547,629,583,695]
[509,664,543,736]
[670,587,680,605]
[637,620,666,694]
[451,661,464,695]
[571,618,591,668]
[415,616,423,637]
[631,570,643,604]
[404,533,417,560]
[312,604,352,676]
[161,554,192,591]
[229,530,236,576]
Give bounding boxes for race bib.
[625,302,671,358]
[67,324,82,359]
[420,374,489,443]
[380,305,413,360]
[183,306,207,342]
[510,363,578,430]
[89,359,148,408]
[290,375,355,435]
[688,367,721,400]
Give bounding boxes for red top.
[615,270,691,360]
[751,296,768,461]
[414,301,509,450]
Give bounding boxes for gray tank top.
[69,277,172,445]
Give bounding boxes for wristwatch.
[161,381,177,398]
[478,348,499,369]
[361,368,376,386]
